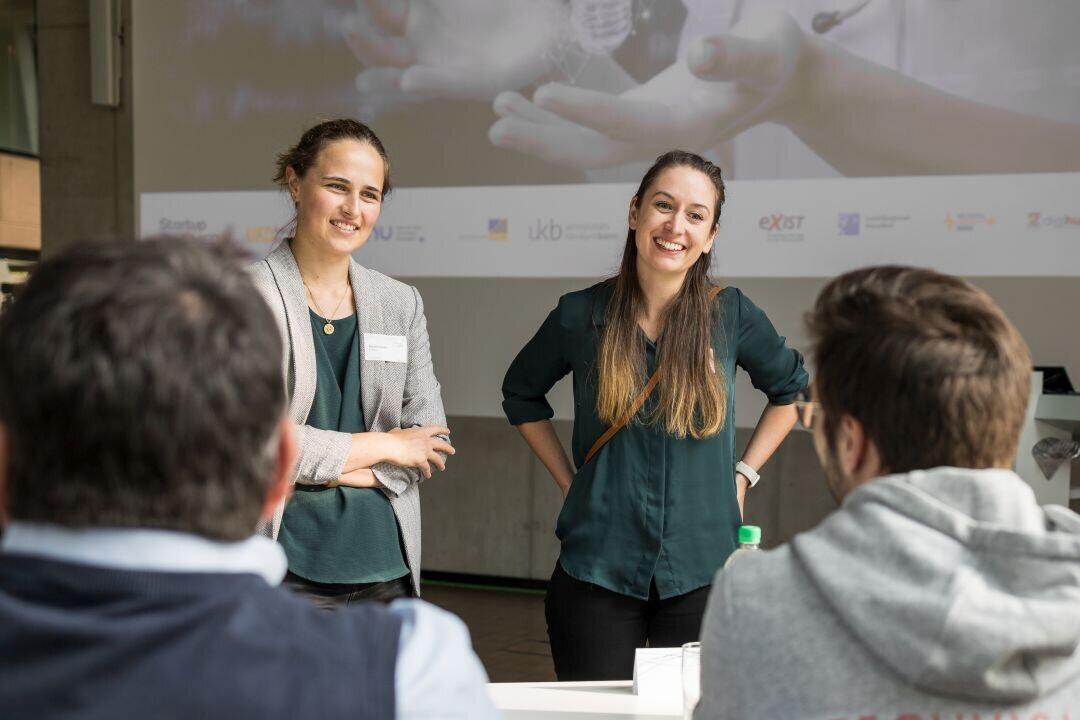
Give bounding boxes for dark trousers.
[282,571,412,610]
[545,562,710,681]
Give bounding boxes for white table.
[487,680,683,719]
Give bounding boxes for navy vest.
[0,554,402,719]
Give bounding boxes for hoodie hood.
[791,467,1080,703]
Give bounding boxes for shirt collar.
[0,521,287,586]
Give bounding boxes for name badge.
[364,333,408,363]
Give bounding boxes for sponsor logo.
[488,217,508,241]
[863,214,911,231]
[158,218,208,233]
[528,219,619,242]
[529,218,563,241]
[945,211,996,232]
[155,217,218,241]
[372,225,425,242]
[838,213,911,236]
[760,213,804,232]
[458,218,511,243]
[1028,211,1080,229]
[838,213,860,237]
[759,213,806,242]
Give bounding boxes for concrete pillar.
[37,0,134,256]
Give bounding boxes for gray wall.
[421,419,836,580]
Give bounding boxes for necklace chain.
[302,278,350,335]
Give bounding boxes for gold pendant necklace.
[303,279,351,335]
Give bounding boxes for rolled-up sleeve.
[734,289,808,405]
[501,299,572,425]
[293,425,352,486]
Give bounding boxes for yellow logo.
[945,211,996,231]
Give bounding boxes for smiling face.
[287,139,385,258]
[629,165,719,280]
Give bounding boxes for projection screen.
[134,0,1080,277]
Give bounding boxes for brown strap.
[584,370,661,465]
[583,286,722,465]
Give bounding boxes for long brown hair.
[596,150,727,439]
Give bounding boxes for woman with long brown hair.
[502,150,808,680]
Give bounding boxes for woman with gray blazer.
[249,119,452,604]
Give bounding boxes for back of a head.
[806,266,1031,472]
[0,238,286,541]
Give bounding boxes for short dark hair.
[806,266,1031,472]
[0,238,286,540]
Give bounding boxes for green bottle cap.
[738,525,762,546]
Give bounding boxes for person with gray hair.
[0,237,497,719]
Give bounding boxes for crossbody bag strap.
[583,285,722,465]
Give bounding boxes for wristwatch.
[735,461,760,488]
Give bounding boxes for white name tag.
[363,333,408,363]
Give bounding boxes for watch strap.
[735,460,760,488]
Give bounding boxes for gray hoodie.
[695,467,1080,720]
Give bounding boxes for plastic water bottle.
[723,525,761,568]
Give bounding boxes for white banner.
[140,173,1080,277]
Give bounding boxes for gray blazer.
[248,240,446,595]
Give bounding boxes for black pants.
[282,571,412,610]
[545,562,711,681]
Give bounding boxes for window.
[0,0,38,156]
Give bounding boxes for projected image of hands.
[345,0,568,116]
[488,7,804,172]
[343,0,1080,181]
[152,0,1080,185]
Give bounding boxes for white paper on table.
[632,647,683,698]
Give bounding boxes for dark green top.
[502,283,808,600]
[278,311,409,584]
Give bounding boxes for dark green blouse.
[502,282,807,600]
[278,311,409,585]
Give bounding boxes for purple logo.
[488,218,508,240]
[838,213,860,236]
